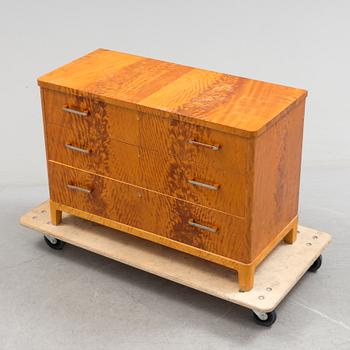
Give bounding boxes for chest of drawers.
[38,49,307,291]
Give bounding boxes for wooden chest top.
[38,48,307,137]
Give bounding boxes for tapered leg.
[50,200,62,225]
[238,265,255,292]
[284,223,298,244]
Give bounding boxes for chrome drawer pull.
[65,144,91,154]
[188,139,220,151]
[62,106,88,117]
[188,219,218,233]
[188,179,219,191]
[67,184,92,194]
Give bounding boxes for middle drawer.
[46,123,247,217]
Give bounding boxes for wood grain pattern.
[249,100,306,259]
[139,147,247,217]
[38,49,308,290]
[42,88,139,145]
[42,88,248,173]
[48,161,250,262]
[46,123,139,185]
[42,88,249,216]
[139,112,248,173]
[46,122,247,216]
[38,48,307,137]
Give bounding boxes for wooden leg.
[284,223,298,244]
[50,200,62,225]
[238,265,255,292]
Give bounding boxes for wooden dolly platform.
[20,201,331,326]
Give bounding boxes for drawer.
[45,123,139,184]
[139,113,248,173]
[139,147,247,217]
[48,162,249,262]
[42,89,139,145]
[46,123,246,216]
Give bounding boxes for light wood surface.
[20,201,331,313]
[38,48,307,137]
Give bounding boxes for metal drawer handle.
[188,219,218,233]
[62,106,88,117]
[67,184,92,194]
[188,139,220,151]
[188,179,219,191]
[65,143,91,154]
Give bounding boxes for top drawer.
[41,89,139,145]
[41,89,248,173]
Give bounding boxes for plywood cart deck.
[20,201,331,326]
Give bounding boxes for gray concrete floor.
[1,163,350,349]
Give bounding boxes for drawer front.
[139,148,247,217]
[46,123,246,216]
[45,123,139,184]
[42,89,139,145]
[48,162,249,262]
[139,113,248,173]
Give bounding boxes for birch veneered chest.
[38,49,307,291]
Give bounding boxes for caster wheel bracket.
[252,309,269,321]
[44,235,66,250]
[45,234,58,245]
[252,309,277,326]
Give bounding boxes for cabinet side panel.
[39,88,51,178]
[250,100,306,259]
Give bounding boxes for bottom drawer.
[48,162,249,262]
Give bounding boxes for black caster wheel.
[308,255,322,272]
[252,310,277,327]
[44,235,66,250]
